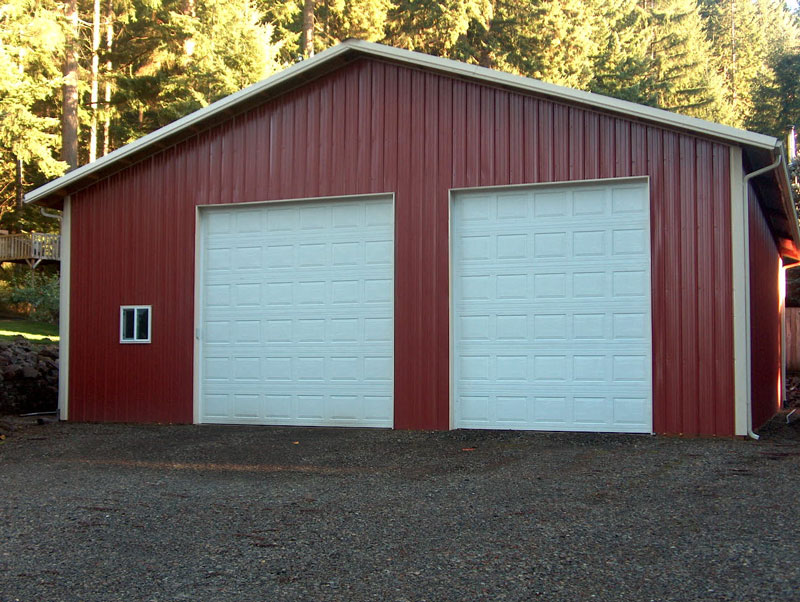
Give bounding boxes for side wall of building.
[67,58,736,434]
[749,191,783,429]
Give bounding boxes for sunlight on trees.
[3,0,800,231]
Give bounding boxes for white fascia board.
[26,39,779,205]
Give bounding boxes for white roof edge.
[26,39,779,205]
[25,42,353,205]
[346,40,779,151]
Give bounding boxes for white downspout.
[742,147,784,440]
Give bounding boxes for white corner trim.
[730,147,750,436]
[192,206,202,425]
[58,197,71,421]
[447,188,455,430]
[781,266,787,406]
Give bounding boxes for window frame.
[119,305,152,344]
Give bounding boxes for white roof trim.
[349,40,779,150]
[26,39,779,205]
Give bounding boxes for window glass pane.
[136,308,149,341]
[122,308,135,340]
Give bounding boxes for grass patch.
[0,319,59,343]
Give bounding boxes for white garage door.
[198,196,394,426]
[451,180,652,432]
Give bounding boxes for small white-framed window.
[120,305,152,343]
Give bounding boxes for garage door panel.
[199,197,394,426]
[457,392,650,432]
[452,182,652,432]
[454,354,651,384]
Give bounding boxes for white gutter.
[742,147,785,440]
[25,40,780,206]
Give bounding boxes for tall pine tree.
[0,1,66,227]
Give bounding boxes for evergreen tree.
[701,0,768,126]
[111,0,283,145]
[259,0,392,62]
[643,0,730,121]
[316,0,392,48]
[748,52,800,136]
[588,0,654,104]
[385,0,492,56]
[744,0,800,134]
[449,0,597,89]
[0,1,66,227]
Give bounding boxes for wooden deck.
[0,233,61,265]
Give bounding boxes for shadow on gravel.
[755,409,800,443]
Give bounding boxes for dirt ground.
[1,417,799,602]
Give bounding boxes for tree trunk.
[90,0,101,163]
[302,0,314,58]
[62,0,79,170]
[103,0,113,156]
[15,158,23,209]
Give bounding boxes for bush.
[8,272,60,324]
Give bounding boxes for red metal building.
[28,41,800,436]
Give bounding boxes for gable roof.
[24,40,792,219]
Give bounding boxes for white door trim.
[449,177,652,432]
[193,192,396,426]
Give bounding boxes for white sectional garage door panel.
[452,182,652,432]
[199,197,394,426]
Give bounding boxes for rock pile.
[0,340,58,414]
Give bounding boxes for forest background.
[3,0,800,229]
[2,0,800,233]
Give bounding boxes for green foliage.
[589,0,654,104]
[0,0,67,225]
[386,0,492,55]
[642,0,729,120]
[316,0,393,47]
[6,271,60,325]
[112,0,284,145]
[0,203,61,234]
[701,0,800,129]
[451,0,598,88]
[4,0,800,219]
[748,53,800,136]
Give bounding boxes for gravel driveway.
[1,418,799,602]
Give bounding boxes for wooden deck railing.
[0,233,61,262]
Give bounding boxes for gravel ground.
[1,418,799,602]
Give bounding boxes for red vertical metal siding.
[68,58,736,434]
[749,192,782,429]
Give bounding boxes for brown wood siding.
[786,308,800,371]
[68,58,736,434]
[749,192,782,429]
